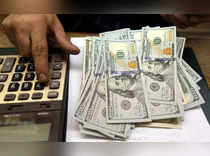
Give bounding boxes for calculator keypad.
[0,54,66,103]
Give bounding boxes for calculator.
[0,48,69,141]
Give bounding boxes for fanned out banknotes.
[73,26,205,140]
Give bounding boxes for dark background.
[58,14,170,32]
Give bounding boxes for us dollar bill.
[180,59,202,83]
[141,58,183,120]
[128,30,142,40]
[176,37,201,89]
[82,38,93,85]
[142,26,176,61]
[79,124,108,138]
[73,73,95,122]
[83,73,131,139]
[176,37,186,58]
[74,47,104,123]
[177,60,205,110]
[136,118,182,129]
[129,27,160,40]
[104,40,151,123]
[136,79,183,128]
[100,28,130,40]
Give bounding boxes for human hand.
[1,14,80,83]
[160,14,208,28]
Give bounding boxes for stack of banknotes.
[73,27,205,140]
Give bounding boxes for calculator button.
[51,72,61,79]
[21,82,32,91]
[8,83,19,91]
[0,58,3,64]
[15,64,26,72]
[0,84,4,92]
[48,91,58,98]
[0,74,8,82]
[12,73,23,81]
[1,57,16,73]
[32,92,43,99]
[49,81,60,89]
[27,64,35,72]
[18,57,29,64]
[53,63,62,70]
[35,82,45,90]
[24,72,35,81]
[4,94,16,101]
[18,93,30,100]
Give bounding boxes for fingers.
[15,30,31,57]
[2,16,31,56]
[2,19,18,47]
[50,16,80,55]
[167,14,189,28]
[171,14,190,28]
[31,25,49,83]
[161,14,196,28]
[161,14,210,28]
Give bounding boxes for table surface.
[0,26,209,88]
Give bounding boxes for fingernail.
[72,44,80,54]
[39,73,48,82]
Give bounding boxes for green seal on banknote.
[153,37,161,45]
[117,51,125,59]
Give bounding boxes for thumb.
[51,17,80,55]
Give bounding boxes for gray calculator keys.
[0,74,8,82]
[18,93,30,100]
[4,94,16,101]
[32,92,43,99]
[48,91,58,98]
[1,57,16,73]
[49,81,60,89]
[51,72,61,79]
[8,83,19,91]
[53,63,63,70]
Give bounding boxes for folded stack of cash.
[73,27,205,140]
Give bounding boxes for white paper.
[66,37,210,142]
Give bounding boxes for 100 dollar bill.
[177,60,205,110]
[142,26,176,61]
[104,40,151,123]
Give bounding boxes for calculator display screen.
[0,112,59,141]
